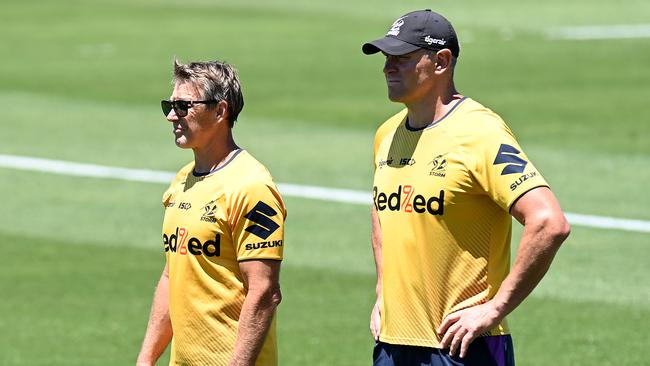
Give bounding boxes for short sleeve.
[229,181,286,261]
[469,116,549,211]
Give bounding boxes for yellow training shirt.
[161,149,285,365]
[373,98,548,348]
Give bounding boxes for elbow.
[556,216,571,243]
[268,287,282,309]
[529,210,571,249]
[549,210,571,245]
[543,213,571,249]
[249,284,282,310]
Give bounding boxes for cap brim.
[362,37,421,56]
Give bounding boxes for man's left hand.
[437,301,502,358]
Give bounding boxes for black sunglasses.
[161,100,218,117]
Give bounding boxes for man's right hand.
[370,298,382,341]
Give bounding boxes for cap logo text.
[424,35,446,46]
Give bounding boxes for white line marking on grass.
[564,213,650,234]
[0,154,176,184]
[2,154,650,233]
[276,183,370,205]
[547,24,650,40]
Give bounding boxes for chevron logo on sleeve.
[243,201,280,239]
[493,144,528,175]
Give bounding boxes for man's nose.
[383,58,397,74]
[166,109,179,122]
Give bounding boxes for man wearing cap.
[363,10,570,365]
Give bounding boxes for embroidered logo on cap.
[386,16,407,36]
[424,35,446,46]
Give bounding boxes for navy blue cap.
[362,10,460,57]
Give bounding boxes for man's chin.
[386,87,405,103]
[387,93,405,103]
[174,137,191,149]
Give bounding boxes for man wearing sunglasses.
[363,10,571,366]
[137,60,286,366]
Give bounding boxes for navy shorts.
[373,335,514,366]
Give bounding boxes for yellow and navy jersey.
[373,98,548,348]
[161,149,285,366]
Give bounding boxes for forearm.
[491,216,569,317]
[371,207,383,296]
[137,270,173,366]
[370,207,383,340]
[438,188,570,357]
[438,214,569,355]
[229,287,281,366]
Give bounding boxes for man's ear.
[433,49,453,74]
[216,100,230,123]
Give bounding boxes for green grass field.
[1,0,649,365]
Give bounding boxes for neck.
[405,85,462,129]
[192,132,239,174]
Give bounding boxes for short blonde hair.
[173,59,244,126]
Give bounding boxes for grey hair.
[173,59,244,126]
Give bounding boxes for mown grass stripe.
[547,24,650,40]
[2,153,649,233]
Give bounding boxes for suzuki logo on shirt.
[373,185,445,216]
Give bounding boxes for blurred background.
[1,0,649,365]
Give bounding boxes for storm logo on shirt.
[429,154,448,177]
[163,227,221,257]
[200,200,218,223]
[373,185,445,215]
